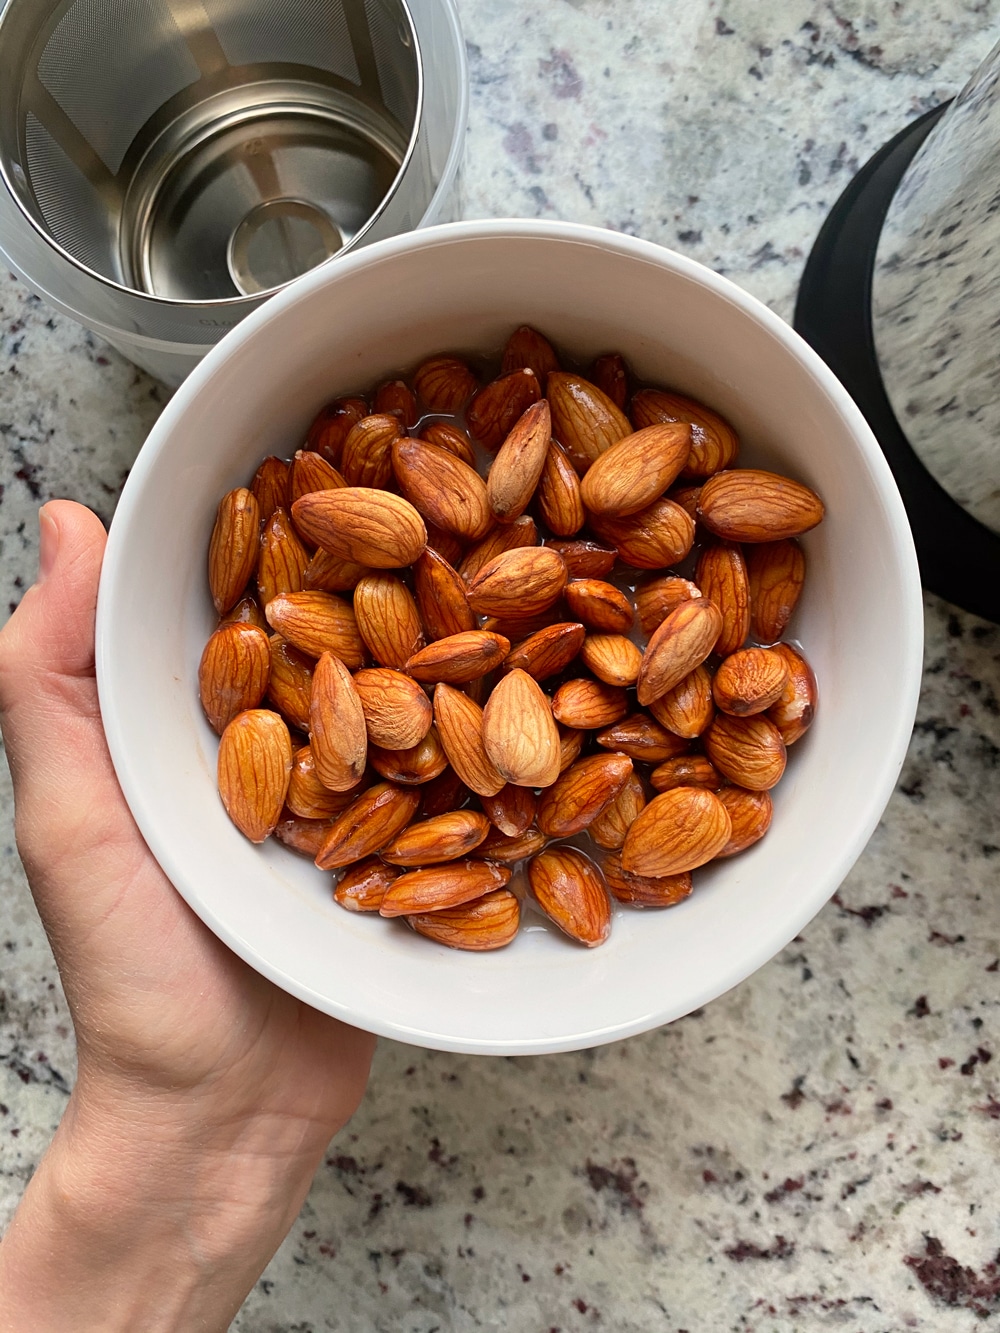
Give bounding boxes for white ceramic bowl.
[96,220,923,1055]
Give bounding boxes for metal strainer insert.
[0,0,421,302]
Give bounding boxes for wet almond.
[528,847,611,947]
[381,859,511,917]
[622,786,732,877]
[265,590,366,666]
[536,752,633,837]
[309,652,368,792]
[482,669,562,789]
[209,487,261,615]
[703,713,787,790]
[406,631,510,684]
[466,546,567,618]
[199,622,271,734]
[547,371,631,474]
[564,579,633,633]
[380,811,492,867]
[315,782,421,869]
[392,437,493,541]
[352,667,433,749]
[353,572,425,669]
[217,709,292,844]
[408,888,520,951]
[696,541,750,658]
[580,422,692,516]
[713,647,790,716]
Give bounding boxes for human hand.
[0,501,375,1332]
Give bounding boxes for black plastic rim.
[794,101,1000,625]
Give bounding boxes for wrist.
[0,1073,329,1333]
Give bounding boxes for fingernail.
[38,506,59,584]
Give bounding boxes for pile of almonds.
[201,326,822,951]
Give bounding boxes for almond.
[536,441,586,537]
[408,887,520,950]
[588,498,695,570]
[697,469,825,542]
[579,633,642,687]
[466,546,567,617]
[412,549,477,643]
[503,621,586,681]
[353,573,425,669]
[380,811,492,868]
[250,456,290,522]
[501,325,561,387]
[288,450,347,505]
[636,598,723,706]
[413,355,480,411]
[381,859,511,916]
[595,713,690,763]
[420,767,473,816]
[602,854,692,908]
[696,541,750,657]
[528,847,611,947]
[715,786,774,857]
[258,507,310,604]
[668,484,703,520]
[589,352,629,409]
[303,548,370,593]
[420,421,476,467]
[291,488,426,568]
[558,725,585,772]
[352,667,433,749]
[621,786,732,876]
[221,593,268,630]
[266,635,314,732]
[199,622,271,733]
[747,540,806,643]
[564,579,633,633]
[543,538,617,580]
[334,858,400,912]
[265,590,366,666]
[424,522,466,569]
[650,755,722,793]
[275,815,333,858]
[392,437,493,541]
[580,422,692,517]
[306,396,367,467]
[287,745,358,820]
[589,772,646,850]
[536,752,633,836]
[551,678,629,730]
[635,575,702,636]
[467,368,541,449]
[432,683,506,797]
[630,388,739,477]
[703,713,787,790]
[406,631,510,684]
[374,379,418,428]
[713,647,789,716]
[480,783,537,837]
[481,668,562,789]
[648,665,716,739]
[459,516,538,584]
[309,652,368,792]
[208,487,260,615]
[547,371,631,473]
[471,826,547,863]
[339,414,401,489]
[217,709,292,843]
[767,642,817,744]
[487,399,552,523]
[314,781,421,869]
[368,727,449,785]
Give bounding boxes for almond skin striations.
[413,549,476,641]
[595,713,690,763]
[408,888,520,951]
[650,755,722,793]
[339,414,400,490]
[544,539,617,580]
[406,631,510,684]
[303,549,369,594]
[487,399,552,523]
[504,621,586,681]
[479,783,537,837]
[603,854,693,908]
[315,782,421,869]
[472,826,547,863]
[501,326,561,387]
[258,507,310,604]
[288,450,345,505]
[580,422,692,517]
[636,597,723,706]
[265,590,365,666]
[334,858,400,912]
[703,713,787,790]
[536,442,586,537]
[392,437,493,541]
[374,379,418,428]
[413,355,479,411]
[353,573,425,669]
[367,727,448,785]
[420,421,476,467]
[199,623,271,734]
[588,772,647,850]
[648,665,716,739]
[287,745,357,820]
[580,634,642,687]
[696,542,750,658]
[209,488,260,615]
[275,815,334,858]
[537,752,633,837]
[715,786,774,857]
[547,372,631,474]
[432,683,506,797]
[713,647,790,716]
[630,388,739,477]
[551,678,629,730]
[309,652,368,792]
[767,642,817,744]
[588,498,695,570]
[622,786,732,877]
[381,859,511,917]
[380,811,492,867]
[528,847,611,947]
[352,667,433,749]
[305,397,367,467]
[747,540,806,643]
[217,709,292,843]
[697,469,825,542]
[459,515,538,584]
[589,352,629,409]
[466,546,567,618]
[482,668,562,788]
[291,488,426,568]
[251,456,290,522]
[635,575,702,636]
[266,635,314,732]
[467,368,541,450]
[564,579,633,633]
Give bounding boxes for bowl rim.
[96,218,924,1053]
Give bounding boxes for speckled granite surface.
[2,2,1000,1330]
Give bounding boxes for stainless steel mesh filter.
[0,0,421,302]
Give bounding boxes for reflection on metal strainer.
[0,0,467,382]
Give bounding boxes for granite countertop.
[2,2,1000,1330]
